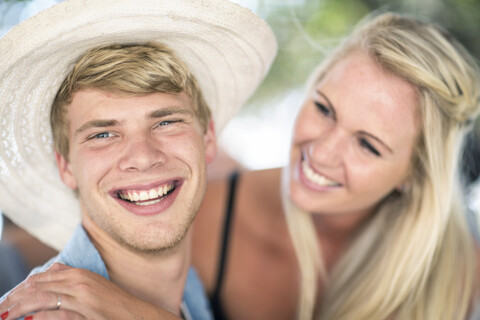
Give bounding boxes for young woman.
[197,12,480,320]
[2,12,479,320]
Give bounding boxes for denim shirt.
[9,226,213,320]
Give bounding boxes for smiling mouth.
[116,182,176,206]
[301,159,341,187]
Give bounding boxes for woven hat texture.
[0,0,277,250]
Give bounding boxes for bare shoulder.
[236,168,288,249]
[192,174,231,294]
[191,168,284,293]
[225,168,299,319]
[241,168,283,213]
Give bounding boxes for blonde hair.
[51,42,211,158]
[284,12,480,320]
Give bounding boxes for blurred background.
[1,0,480,294]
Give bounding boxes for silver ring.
[56,294,62,310]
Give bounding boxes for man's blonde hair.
[51,42,211,158]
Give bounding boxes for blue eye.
[315,101,331,116]
[360,138,380,156]
[156,119,182,128]
[93,132,112,139]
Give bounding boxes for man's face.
[56,88,216,253]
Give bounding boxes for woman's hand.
[0,263,180,320]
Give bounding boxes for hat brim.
[0,0,277,250]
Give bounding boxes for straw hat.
[0,0,277,250]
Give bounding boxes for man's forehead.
[69,88,193,108]
[68,89,195,125]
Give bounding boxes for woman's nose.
[307,128,346,167]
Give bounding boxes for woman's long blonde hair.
[283,12,480,320]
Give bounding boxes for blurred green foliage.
[249,0,480,110]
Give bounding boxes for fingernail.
[25,316,33,320]
[0,311,8,320]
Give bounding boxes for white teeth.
[302,160,339,187]
[149,189,158,198]
[136,198,164,206]
[156,187,163,197]
[118,184,174,203]
[139,191,149,201]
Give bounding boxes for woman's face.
[288,51,418,218]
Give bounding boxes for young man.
[0,0,276,319]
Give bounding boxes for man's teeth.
[302,161,340,187]
[119,184,174,203]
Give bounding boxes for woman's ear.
[395,180,411,193]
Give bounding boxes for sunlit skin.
[289,51,419,225]
[56,89,216,254]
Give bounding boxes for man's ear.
[55,151,78,190]
[203,120,217,164]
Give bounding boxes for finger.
[22,309,86,320]
[3,265,75,309]
[2,276,62,312]
[46,263,72,272]
[1,268,100,316]
[3,292,74,320]
[7,267,65,298]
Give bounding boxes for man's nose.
[118,134,166,172]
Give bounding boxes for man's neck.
[82,217,191,316]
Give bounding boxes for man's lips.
[113,181,178,206]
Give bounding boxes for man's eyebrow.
[148,107,194,119]
[75,120,118,137]
[74,107,194,137]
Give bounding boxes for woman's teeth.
[302,160,340,187]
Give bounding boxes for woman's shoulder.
[191,168,284,289]
[198,167,283,222]
[243,167,282,195]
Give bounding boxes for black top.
[209,171,239,320]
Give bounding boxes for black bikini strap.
[210,171,239,319]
